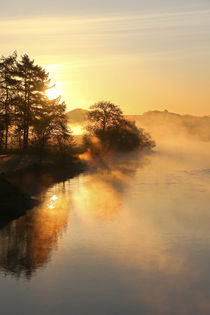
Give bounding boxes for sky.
[1,0,210,115]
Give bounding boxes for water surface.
[1,140,210,314]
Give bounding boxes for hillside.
[66,108,88,124]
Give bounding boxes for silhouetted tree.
[0,115,4,149]
[50,101,74,154]
[32,97,73,154]
[0,52,18,149]
[88,101,124,135]
[15,54,50,150]
[85,101,155,152]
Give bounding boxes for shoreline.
[0,154,86,226]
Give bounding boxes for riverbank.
[0,153,86,224]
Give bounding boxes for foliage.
[0,53,73,153]
[85,101,155,152]
[15,54,52,149]
[0,52,18,149]
[87,101,124,134]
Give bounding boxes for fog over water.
[1,134,210,314]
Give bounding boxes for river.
[1,139,210,314]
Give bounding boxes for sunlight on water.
[48,195,59,209]
[1,140,210,314]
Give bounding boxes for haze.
[1,0,210,114]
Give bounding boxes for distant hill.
[66,108,88,124]
[125,110,210,141]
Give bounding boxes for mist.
[126,110,210,143]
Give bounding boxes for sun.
[45,85,61,100]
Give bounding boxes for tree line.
[0,52,155,156]
[0,52,71,153]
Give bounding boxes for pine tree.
[0,52,18,149]
[15,54,50,150]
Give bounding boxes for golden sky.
[1,1,210,115]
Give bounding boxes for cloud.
[0,9,210,37]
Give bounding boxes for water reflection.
[73,152,148,221]
[0,153,144,279]
[0,186,71,279]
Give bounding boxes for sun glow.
[70,124,85,135]
[45,85,61,100]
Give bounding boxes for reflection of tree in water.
[75,152,150,221]
[0,191,70,279]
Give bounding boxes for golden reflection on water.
[0,190,71,279]
[73,153,144,221]
[73,173,122,221]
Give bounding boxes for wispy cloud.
[1,9,209,60]
[0,9,210,36]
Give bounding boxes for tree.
[50,100,73,153]
[88,101,124,135]
[15,54,50,150]
[0,115,5,149]
[32,97,73,154]
[85,101,155,152]
[0,52,18,149]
